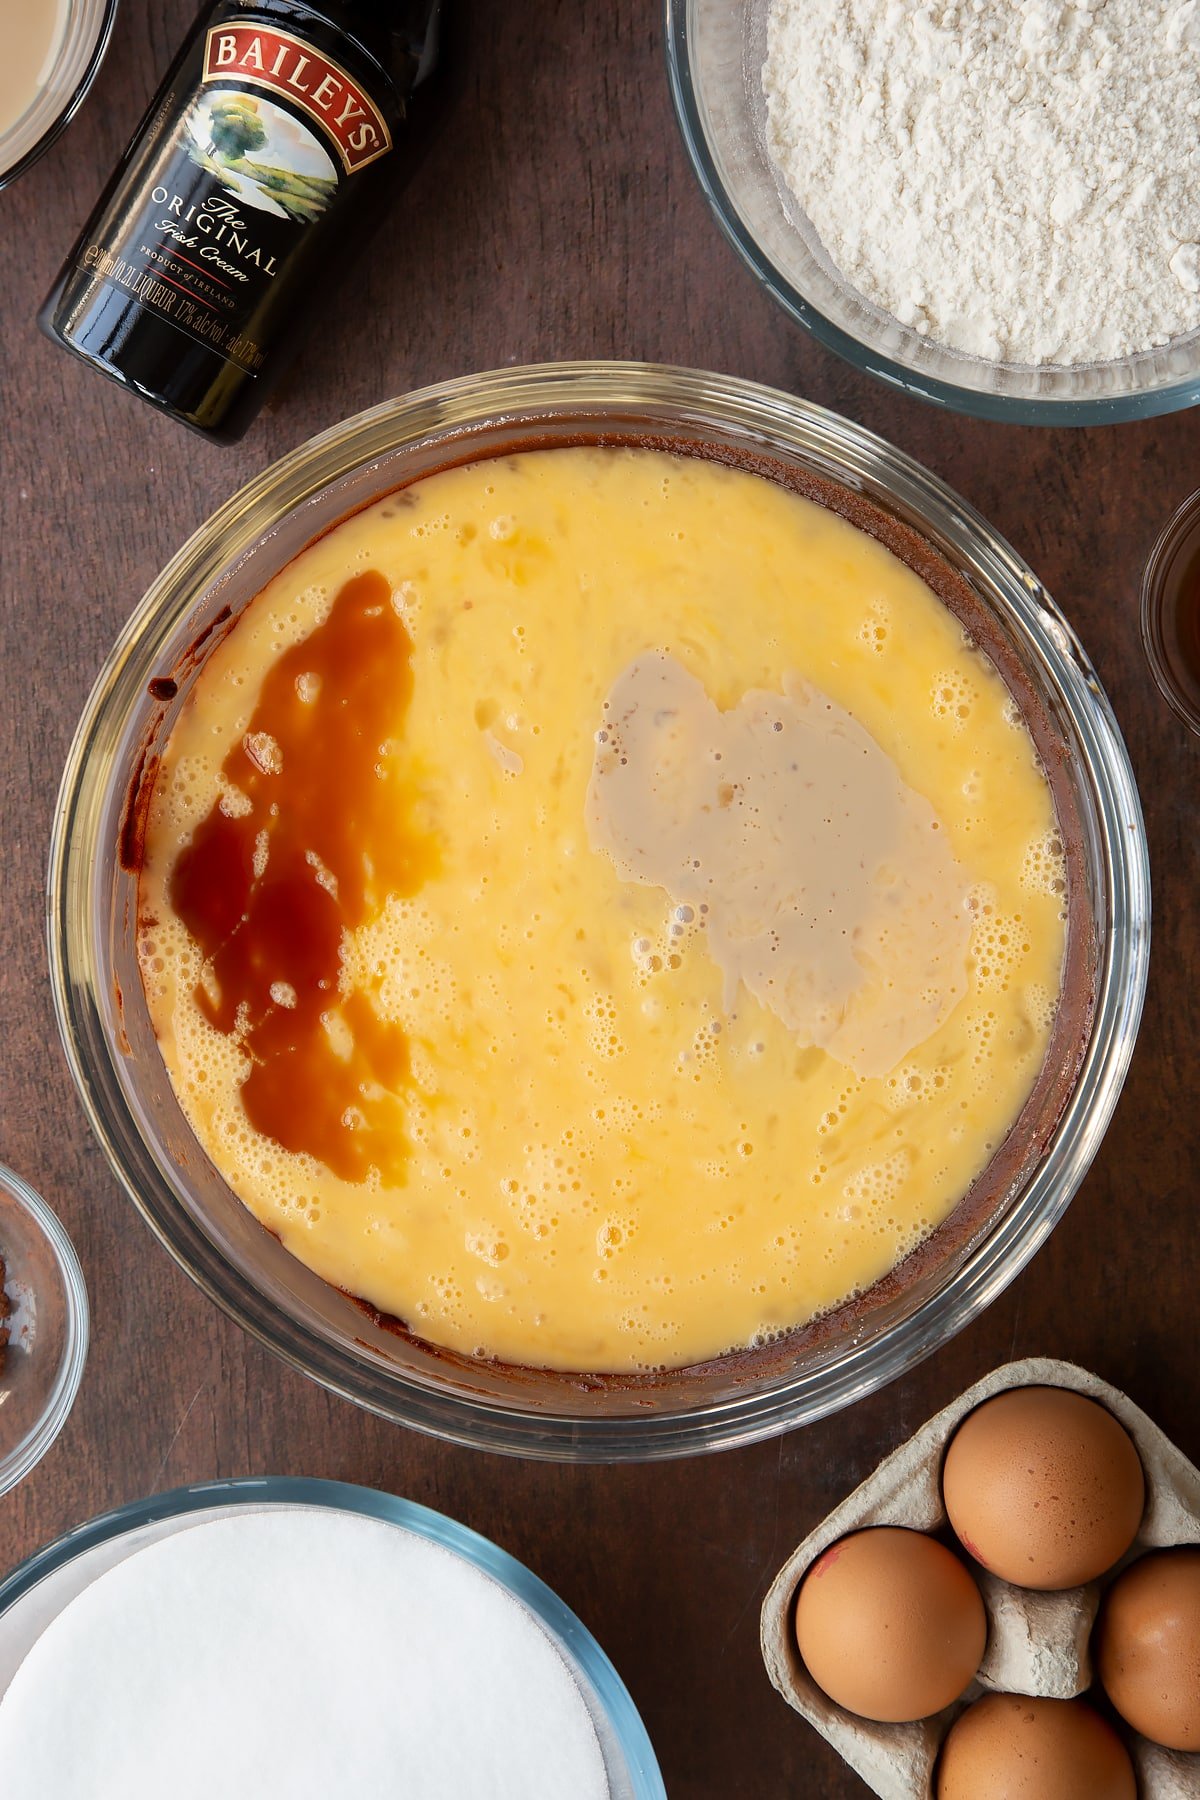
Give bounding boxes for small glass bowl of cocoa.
[1141,489,1200,736]
[0,1166,89,1497]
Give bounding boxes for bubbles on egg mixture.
[959,1002,1017,1099]
[1024,980,1059,1034]
[583,993,625,1060]
[839,1149,916,1232]
[493,1134,596,1248]
[409,510,455,541]
[967,885,1033,993]
[217,778,252,821]
[931,669,980,729]
[884,1062,952,1109]
[856,598,891,654]
[422,1269,467,1336]
[390,579,422,630]
[342,899,459,1031]
[1021,827,1069,916]
[163,753,221,839]
[628,902,707,1009]
[596,1213,636,1261]
[675,1015,725,1087]
[465,1229,509,1269]
[301,582,334,630]
[259,581,335,645]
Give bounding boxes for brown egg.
[1096,1545,1200,1749]
[936,1695,1136,1799]
[942,1386,1144,1589]
[793,1526,986,1723]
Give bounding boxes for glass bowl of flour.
[666,0,1200,422]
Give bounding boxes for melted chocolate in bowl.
[121,432,1092,1407]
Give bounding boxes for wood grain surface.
[1,4,1197,1795]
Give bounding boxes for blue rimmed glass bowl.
[0,1476,666,1798]
[665,0,1200,423]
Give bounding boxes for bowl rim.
[1140,486,1200,737]
[0,1164,90,1498]
[0,1474,667,1798]
[0,0,121,193]
[663,0,1200,425]
[46,361,1151,1461]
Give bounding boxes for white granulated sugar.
[0,1509,611,1799]
[763,0,1200,366]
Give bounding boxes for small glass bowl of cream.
[0,0,119,191]
[0,1165,89,1497]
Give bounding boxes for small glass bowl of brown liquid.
[0,1165,89,1496]
[1142,490,1200,736]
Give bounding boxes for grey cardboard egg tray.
[760,1357,1200,1798]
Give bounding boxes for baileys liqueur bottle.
[40,1,442,443]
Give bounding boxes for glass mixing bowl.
[665,0,1200,424]
[48,363,1150,1460]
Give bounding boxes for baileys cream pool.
[133,445,1068,1374]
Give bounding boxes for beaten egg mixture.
[137,448,1066,1371]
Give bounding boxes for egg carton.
[760,1357,1200,1798]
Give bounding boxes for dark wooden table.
[1,4,1196,1794]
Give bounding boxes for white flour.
[763,0,1200,366]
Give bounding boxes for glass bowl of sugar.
[0,1478,666,1798]
[666,0,1200,423]
[0,0,119,191]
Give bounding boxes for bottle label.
[67,16,394,378]
[201,26,392,172]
